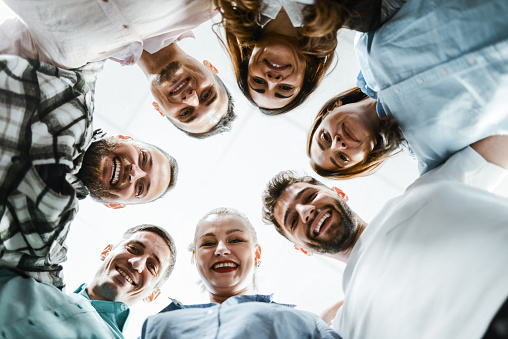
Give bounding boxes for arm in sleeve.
[0,17,42,59]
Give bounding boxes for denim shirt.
[355,0,508,175]
[141,294,342,339]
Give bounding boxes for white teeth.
[110,158,120,185]
[118,268,133,284]
[171,79,188,94]
[315,213,330,235]
[213,262,237,269]
[271,63,283,68]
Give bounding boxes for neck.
[208,286,250,304]
[263,9,299,39]
[325,217,368,263]
[137,43,180,77]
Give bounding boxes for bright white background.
[1,4,507,339]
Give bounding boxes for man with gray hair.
[0,224,176,339]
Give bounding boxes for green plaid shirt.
[0,55,104,290]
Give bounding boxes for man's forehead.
[127,231,171,258]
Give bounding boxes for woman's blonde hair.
[212,0,350,114]
[307,87,404,179]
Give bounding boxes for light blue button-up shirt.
[141,294,342,339]
[355,0,508,174]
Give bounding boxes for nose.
[181,89,199,106]
[295,204,315,224]
[265,72,282,84]
[128,163,145,182]
[214,240,231,256]
[331,135,347,150]
[129,256,146,273]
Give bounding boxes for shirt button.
[416,77,423,84]
[440,67,447,75]
[206,330,213,337]
[123,24,129,29]
[207,310,214,316]
[28,320,35,326]
[54,311,60,317]
[467,56,476,65]
[393,88,400,94]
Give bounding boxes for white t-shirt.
[333,146,508,339]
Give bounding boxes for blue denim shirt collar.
[161,294,296,313]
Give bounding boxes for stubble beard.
[306,199,357,255]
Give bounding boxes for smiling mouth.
[212,261,239,273]
[117,267,135,285]
[264,59,290,71]
[170,78,189,95]
[313,213,330,236]
[110,157,121,186]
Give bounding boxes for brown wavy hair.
[307,87,404,179]
[212,0,352,115]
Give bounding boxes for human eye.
[179,107,192,118]
[202,89,212,101]
[136,181,144,198]
[127,244,139,254]
[229,238,245,244]
[140,150,147,166]
[290,216,297,231]
[321,130,331,143]
[279,85,293,91]
[148,261,158,275]
[339,153,350,162]
[253,77,265,85]
[200,240,215,247]
[305,191,317,203]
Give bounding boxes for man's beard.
[306,199,357,255]
[153,61,180,87]
[77,139,118,201]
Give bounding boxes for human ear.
[254,244,262,267]
[326,100,343,112]
[152,101,164,117]
[143,289,161,303]
[100,244,113,261]
[203,60,219,74]
[332,187,349,202]
[103,203,126,209]
[294,245,313,256]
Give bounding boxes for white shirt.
[0,0,216,68]
[260,0,314,27]
[333,146,508,339]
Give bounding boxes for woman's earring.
[152,101,164,117]
[255,258,261,267]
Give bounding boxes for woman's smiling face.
[310,101,378,171]
[195,213,258,296]
[247,35,306,109]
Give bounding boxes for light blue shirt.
[141,294,342,339]
[0,269,127,339]
[355,0,508,174]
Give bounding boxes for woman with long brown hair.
[212,0,392,115]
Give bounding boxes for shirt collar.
[74,283,130,332]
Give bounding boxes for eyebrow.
[249,83,265,94]
[205,92,218,107]
[180,110,197,124]
[330,157,343,169]
[133,240,162,267]
[275,93,293,99]
[283,187,313,227]
[317,140,325,151]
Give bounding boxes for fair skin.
[194,214,261,304]
[87,231,172,306]
[310,98,379,171]
[98,140,172,204]
[137,43,228,134]
[274,182,367,263]
[248,9,306,109]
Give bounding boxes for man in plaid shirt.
[0,55,177,289]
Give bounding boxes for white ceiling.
[2,5,507,338]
